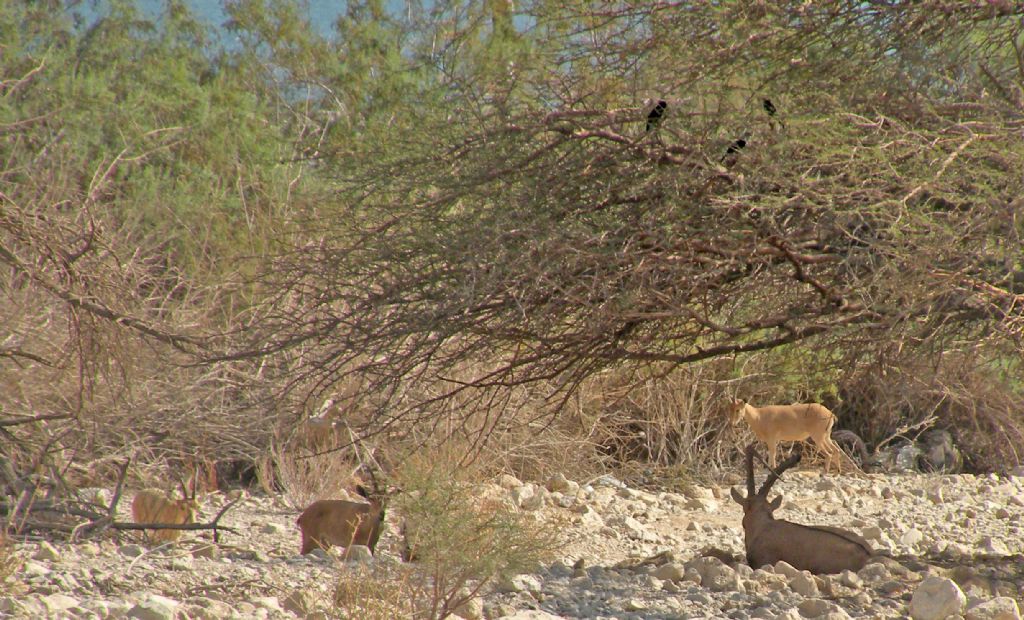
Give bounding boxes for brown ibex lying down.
[730,399,843,473]
[731,443,873,574]
[131,476,201,544]
[297,485,386,555]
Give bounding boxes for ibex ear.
[730,487,745,505]
[768,495,782,510]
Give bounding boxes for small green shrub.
[329,447,560,620]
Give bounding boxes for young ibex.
[731,443,873,574]
[131,475,201,543]
[297,484,386,555]
[730,399,843,473]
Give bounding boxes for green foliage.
[392,450,560,619]
[1,0,300,283]
[224,1,1024,470]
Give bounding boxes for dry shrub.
[378,358,743,486]
[0,533,23,595]
[271,440,360,511]
[471,360,743,485]
[333,563,417,620]
[837,350,1024,472]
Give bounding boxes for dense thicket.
[2,1,1023,479]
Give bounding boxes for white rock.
[127,594,180,620]
[545,473,572,493]
[259,522,286,534]
[574,504,604,528]
[652,562,686,582]
[512,483,544,510]
[684,485,715,500]
[33,540,61,562]
[496,612,566,620]
[0,597,40,617]
[498,474,523,489]
[911,575,967,620]
[497,573,543,596]
[40,593,80,614]
[901,527,925,546]
[978,536,1010,555]
[343,545,374,563]
[21,560,50,578]
[685,556,742,592]
[187,597,237,620]
[752,568,788,592]
[773,560,801,579]
[683,567,702,584]
[798,598,843,618]
[79,599,113,617]
[550,492,575,508]
[253,596,283,613]
[965,597,1021,620]
[862,525,883,540]
[684,497,719,512]
[839,569,863,589]
[858,561,891,583]
[788,571,819,597]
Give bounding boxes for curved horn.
[757,452,802,497]
[745,443,757,498]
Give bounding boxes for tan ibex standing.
[131,474,201,544]
[297,484,386,555]
[731,443,873,574]
[729,399,842,473]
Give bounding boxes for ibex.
[731,443,873,574]
[131,475,201,543]
[297,484,386,555]
[730,399,842,473]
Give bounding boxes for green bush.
[386,449,560,619]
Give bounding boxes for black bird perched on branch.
[763,98,784,129]
[646,99,667,132]
[720,136,747,165]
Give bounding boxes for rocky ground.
[4,463,1024,619]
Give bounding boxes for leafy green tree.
[232,1,1024,465]
[0,0,314,464]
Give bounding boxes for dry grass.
[271,441,361,511]
[836,350,1024,472]
[333,563,417,619]
[0,533,23,596]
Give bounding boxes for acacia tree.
[226,1,1024,458]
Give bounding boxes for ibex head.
[730,442,799,527]
[727,399,747,426]
[131,471,201,544]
